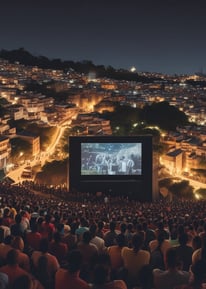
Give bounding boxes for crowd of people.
[0,182,206,288]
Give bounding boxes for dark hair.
[82,231,92,244]
[67,250,82,273]
[6,249,18,265]
[132,233,143,253]
[12,275,32,289]
[178,233,188,246]
[39,238,49,253]
[166,248,179,268]
[116,233,126,247]
[93,264,110,285]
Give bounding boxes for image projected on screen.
[81,143,142,175]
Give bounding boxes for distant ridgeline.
[0,48,161,83]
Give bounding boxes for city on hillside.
[1,50,206,199]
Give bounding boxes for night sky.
[1,0,206,75]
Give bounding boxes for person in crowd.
[0,249,30,287]
[192,235,202,252]
[149,231,171,267]
[142,221,156,250]
[175,259,206,289]
[107,233,126,279]
[40,214,55,241]
[49,231,68,265]
[31,238,60,284]
[77,230,98,282]
[75,217,89,241]
[12,236,30,272]
[104,221,119,247]
[62,222,78,250]
[153,247,190,289]
[175,233,193,271]
[0,217,11,241]
[11,213,26,239]
[0,235,14,264]
[90,263,127,289]
[55,249,90,289]
[26,223,42,251]
[11,274,44,289]
[96,220,105,239]
[89,223,106,252]
[121,233,150,288]
[2,207,13,227]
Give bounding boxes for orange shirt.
[107,245,124,270]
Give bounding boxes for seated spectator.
[90,263,127,289]
[104,221,119,247]
[175,259,206,289]
[175,233,193,271]
[0,249,30,288]
[149,231,171,267]
[0,235,14,264]
[192,235,206,266]
[62,222,78,250]
[107,233,126,277]
[31,238,60,283]
[2,207,13,228]
[89,223,106,252]
[49,231,68,265]
[26,223,42,251]
[75,217,89,242]
[121,233,150,288]
[11,274,44,289]
[55,249,90,289]
[12,236,30,272]
[192,235,202,252]
[153,247,190,289]
[40,214,55,241]
[10,214,26,239]
[77,231,98,282]
[0,217,11,241]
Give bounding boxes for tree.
[140,101,188,131]
[169,180,194,199]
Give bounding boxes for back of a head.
[116,233,126,247]
[120,223,127,234]
[109,221,116,231]
[12,275,32,289]
[6,249,18,266]
[82,231,92,244]
[53,232,61,243]
[93,264,110,285]
[67,250,82,273]
[39,238,49,253]
[89,223,97,236]
[132,233,143,252]
[12,236,24,251]
[166,248,179,269]
[15,214,22,224]
[178,232,188,246]
[157,231,165,245]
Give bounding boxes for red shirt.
[55,269,90,289]
[26,231,42,251]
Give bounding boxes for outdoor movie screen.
[81,142,142,176]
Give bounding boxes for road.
[6,125,66,183]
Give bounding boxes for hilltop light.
[130,66,136,72]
